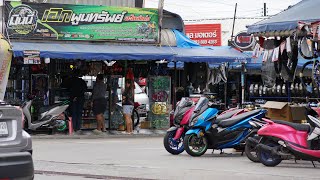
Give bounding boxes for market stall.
[244,0,320,123]
[4,1,252,132]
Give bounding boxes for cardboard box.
[140,121,151,129]
[290,105,306,121]
[262,101,292,121]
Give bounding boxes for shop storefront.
[2,1,251,132]
[244,0,320,123]
[3,1,176,131]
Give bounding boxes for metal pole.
[287,82,291,102]
[173,61,177,110]
[224,63,229,110]
[231,3,237,40]
[241,63,245,106]
[263,3,267,16]
[158,0,165,45]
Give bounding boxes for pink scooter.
[164,97,246,155]
[247,107,320,167]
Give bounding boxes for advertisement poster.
[0,35,12,100]
[5,1,159,43]
[185,24,222,46]
[148,76,171,129]
[23,50,40,64]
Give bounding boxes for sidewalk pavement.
[31,129,167,139]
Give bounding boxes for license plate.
[0,122,8,136]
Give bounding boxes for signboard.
[0,35,12,100]
[185,24,221,46]
[148,76,171,129]
[5,2,159,43]
[23,50,40,64]
[233,31,255,50]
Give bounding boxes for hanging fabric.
[252,43,260,58]
[262,50,269,62]
[261,39,277,88]
[272,46,280,62]
[280,41,286,55]
[219,63,228,83]
[286,37,292,53]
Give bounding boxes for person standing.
[69,69,87,135]
[92,74,107,135]
[122,79,134,134]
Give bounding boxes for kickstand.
[212,150,214,154]
[295,159,297,164]
[241,149,244,156]
[312,161,316,168]
[220,149,224,154]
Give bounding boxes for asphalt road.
[33,137,320,180]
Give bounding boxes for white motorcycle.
[22,99,69,133]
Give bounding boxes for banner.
[23,50,40,64]
[5,2,159,43]
[185,24,221,46]
[0,35,12,100]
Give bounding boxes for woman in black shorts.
[92,74,107,134]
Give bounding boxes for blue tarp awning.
[173,29,200,48]
[12,42,250,63]
[12,42,175,61]
[247,0,319,33]
[170,46,250,63]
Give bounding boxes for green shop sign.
[5,1,159,43]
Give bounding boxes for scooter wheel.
[163,131,184,155]
[245,137,260,163]
[183,134,208,157]
[257,141,282,167]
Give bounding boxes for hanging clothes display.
[261,40,277,88]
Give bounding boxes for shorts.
[123,105,134,115]
[93,98,107,115]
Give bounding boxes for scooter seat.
[215,109,244,124]
[273,120,310,132]
[218,109,261,128]
[39,102,66,114]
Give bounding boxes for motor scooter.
[163,97,195,155]
[183,97,266,157]
[164,97,247,155]
[22,98,70,132]
[247,106,320,167]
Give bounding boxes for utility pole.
[231,3,237,40]
[263,3,267,16]
[158,0,164,45]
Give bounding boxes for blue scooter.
[183,97,266,157]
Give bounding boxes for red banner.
[185,24,221,46]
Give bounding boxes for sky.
[145,0,301,20]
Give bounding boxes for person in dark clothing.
[92,74,107,135]
[69,70,87,134]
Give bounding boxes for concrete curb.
[31,130,167,139]
[31,134,164,139]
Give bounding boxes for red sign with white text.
[185,24,221,46]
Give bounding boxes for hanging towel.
[262,50,269,62]
[286,37,292,53]
[280,41,286,55]
[252,43,260,58]
[272,47,280,62]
